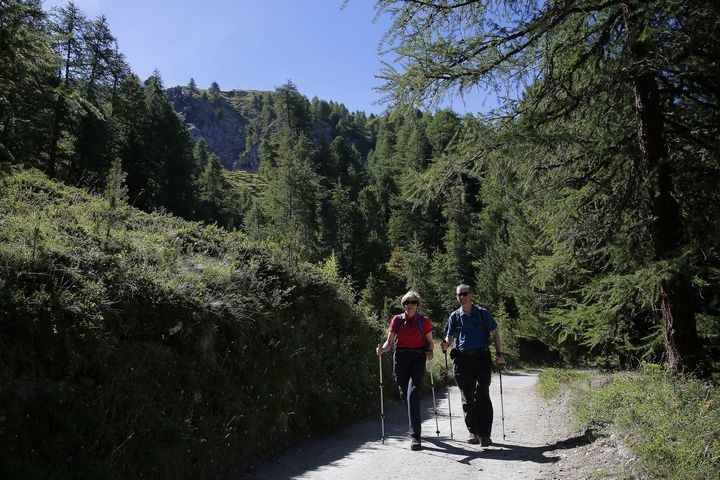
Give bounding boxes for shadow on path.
[230,373,590,479]
[420,430,595,465]
[232,390,434,479]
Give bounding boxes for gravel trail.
[233,371,632,480]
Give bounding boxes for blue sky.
[42,0,497,115]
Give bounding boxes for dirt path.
[231,371,632,480]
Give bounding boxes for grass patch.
[537,365,720,480]
[224,169,267,198]
[537,368,595,401]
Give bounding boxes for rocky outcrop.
[166,86,369,173]
[166,86,257,171]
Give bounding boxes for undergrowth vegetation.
[538,366,720,480]
[0,167,384,479]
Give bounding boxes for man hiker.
[441,284,505,446]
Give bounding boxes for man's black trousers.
[453,352,493,437]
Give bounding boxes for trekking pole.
[444,350,453,439]
[378,345,385,444]
[498,364,506,441]
[428,365,440,436]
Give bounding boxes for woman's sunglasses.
[457,291,471,297]
[403,300,418,306]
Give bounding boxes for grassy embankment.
[0,167,384,479]
[537,366,720,480]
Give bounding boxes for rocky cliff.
[166,86,372,173]
[166,86,263,172]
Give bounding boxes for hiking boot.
[467,434,480,444]
[480,436,492,447]
[410,435,422,451]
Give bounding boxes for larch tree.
[274,81,311,138]
[0,0,56,166]
[373,0,720,374]
[110,73,147,208]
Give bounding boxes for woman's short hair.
[400,290,422,307]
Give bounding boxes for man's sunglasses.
[457,291,471,297]
[403,300,418,306]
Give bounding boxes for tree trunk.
[627,7,703,374]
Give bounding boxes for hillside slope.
[0,167,383,479]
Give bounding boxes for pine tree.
[274,81,310,138]
[111,73,147,208]
[102,157,129,241]
[425,109,460,157]
[197,152,226,221]
[208,81,220,103]
[49,1,85,89]
[47,7,126,183]
[82,14,116,101]
[260,134,324,263]
[0,0,56,166]
[356,184,392,286]
[328,136,364,196]
[142,72,197,216]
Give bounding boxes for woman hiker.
[376,290,434,450]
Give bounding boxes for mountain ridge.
[166,85,374,173]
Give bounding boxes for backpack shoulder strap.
[417,314,429,350]
[478,307,492,338]
[476,307,492,352]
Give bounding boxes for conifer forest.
[1,0,719,478]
